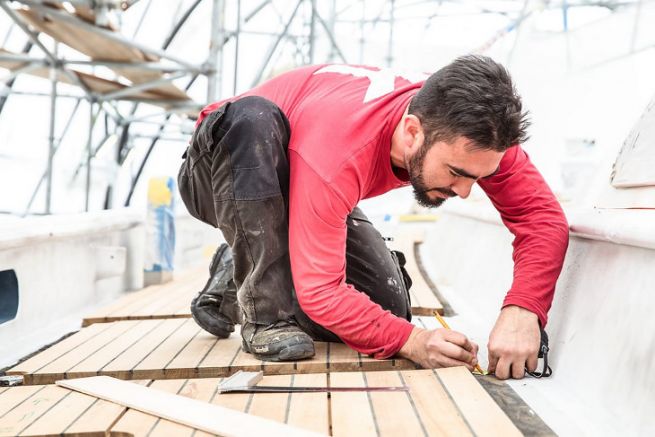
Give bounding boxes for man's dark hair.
[408,55,530,152]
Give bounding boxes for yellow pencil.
[433,311,485,375]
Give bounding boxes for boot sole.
[242,338,315,362]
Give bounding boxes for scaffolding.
[0,0,647,215]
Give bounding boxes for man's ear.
[404,114,424,152]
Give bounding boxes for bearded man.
[178,55,569,379]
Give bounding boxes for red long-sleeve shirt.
[197,64,569,359]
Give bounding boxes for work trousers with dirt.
[178,96,412,342]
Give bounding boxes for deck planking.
[6,319,417,385]
[0,369,523,437]
[82,233,444,327]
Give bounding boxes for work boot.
[190,243,240,338]
[241,320,315,361]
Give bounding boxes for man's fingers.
[487,349,499,374]
[439,341,475,364]
[443,330,474,352]
[435,355,475,371]
[471,341,479,357]
[512,359,526,379]
[494,357,511,380]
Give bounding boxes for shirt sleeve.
[478,145,569,327]
[288,150,414,359]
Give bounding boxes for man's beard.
[407,143,455,208]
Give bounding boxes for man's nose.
[452,179,474,199]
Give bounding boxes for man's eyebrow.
[448,164,501,180]
[447,164,480,180]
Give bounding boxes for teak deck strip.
[82,233,443,327]
[6,319,416,385]
[81,267,206,326]
[0,369,522,437]
[390,230,444,316]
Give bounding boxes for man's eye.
[449,170,459,177]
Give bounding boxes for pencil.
[433,311,485,375]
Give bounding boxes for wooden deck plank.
[0,385,45,418]
[81,268,203,326]
[18,390,96,436]
[400,370,473,436]
[247,375,294,422]
[191,335,242,378]
[66,319,166,379]
[286,374,330,435]
[365,371,426,436]
[133,319,203,378]
[1,370,536,436]
[10,320,410,385]
[328,341,363,372]
[6,323,109,375]
[330,372,378,436]
[81,244,440,327]
[436,366,523,437]
[0,385,69,436]
[102,318,188,379]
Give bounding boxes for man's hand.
[398,327,479,370]
[487,305,540,379]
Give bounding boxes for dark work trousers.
[178,96,412,343]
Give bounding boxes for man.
[178,55,569,379]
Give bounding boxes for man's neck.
[390,104,410,170]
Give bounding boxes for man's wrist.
[398,326,422,360]
[501,304,539,321]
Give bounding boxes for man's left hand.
[487,305,540,379]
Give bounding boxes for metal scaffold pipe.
[207,0,226,102]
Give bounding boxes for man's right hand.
[398,326,479,370]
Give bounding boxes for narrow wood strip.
[294,341,329,374]
[286,374,330,435]
[329,372,377,436]
[436,367,522,437]
[110,280,190,319]
[6,323,108,375]
[196,335,243,378]
[247,375,293,422]
[328,343,363,372]
[66,319,164,378]
[82,268,203,326]
[18,390,96,436]
[57,376,325,437]
[128,379,192,437]
[401,370,473,436]
[164,331,218,377]
[126,279,199,318]
[64,380,150,435]
[133,319,203,379]
[25,322,139,385]
[365,371,426,436]
[101,318,188,380]
[0,385,45,418]
[0,385,69,436]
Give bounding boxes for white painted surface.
[0,210,145,369]
[415,202,655,436]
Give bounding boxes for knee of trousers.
[344,211,412,321]
[215,96,292,201]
